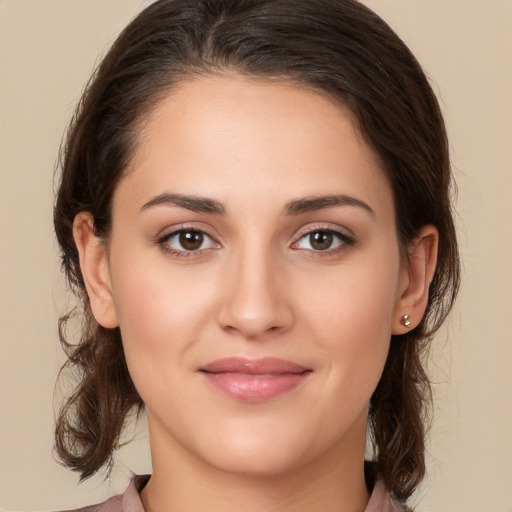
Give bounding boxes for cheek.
[294,246,400,392]
[107,248,216,375]
[108,264,206,413]
[300,247,399,333]
[110,244,214,327]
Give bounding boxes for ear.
[392,225,439,334]
[73,212,119,328]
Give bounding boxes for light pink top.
[69,474,407,512]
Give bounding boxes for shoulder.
[59,475,149,512]
[61,474,408,512]
[63,494,123,512]
[365,478,410,512]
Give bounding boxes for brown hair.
[54,0,460,502]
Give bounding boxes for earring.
[400,314,411,328]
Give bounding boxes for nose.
[217,247,294,340]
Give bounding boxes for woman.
[53,0,460,510]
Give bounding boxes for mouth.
[199,357,312,403]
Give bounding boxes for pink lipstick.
[199,357,312,402]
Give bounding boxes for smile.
[199,357,313,403]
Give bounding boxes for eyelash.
[291,227,355,256]
[157,225,355,258]
[157,225,219,258]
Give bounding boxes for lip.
[199,357,312,403]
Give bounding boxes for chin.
[204,444,306,477]
[190,416,335,478]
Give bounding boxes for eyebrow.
[140,192,374,217]
[283,195,375,216]
[141,193,226,214]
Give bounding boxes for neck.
[140,415,370,512]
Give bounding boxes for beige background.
[0,0,511,510]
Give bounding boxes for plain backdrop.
[1,1,511,510]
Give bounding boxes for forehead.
[118,74,393,219]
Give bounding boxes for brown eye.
[161,228,217,255]
[294,228,352,253]
[309,231,333,250]
[179,230,204,251]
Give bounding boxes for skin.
[74,75,438,512]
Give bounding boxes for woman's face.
[96,75,410,475]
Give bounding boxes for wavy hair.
[54,0,460,502]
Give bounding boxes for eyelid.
[157,222,217,239]
[154,222,355,258]
[293,223,355,240]
[290,223,356,252]
[157,224,221,256]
